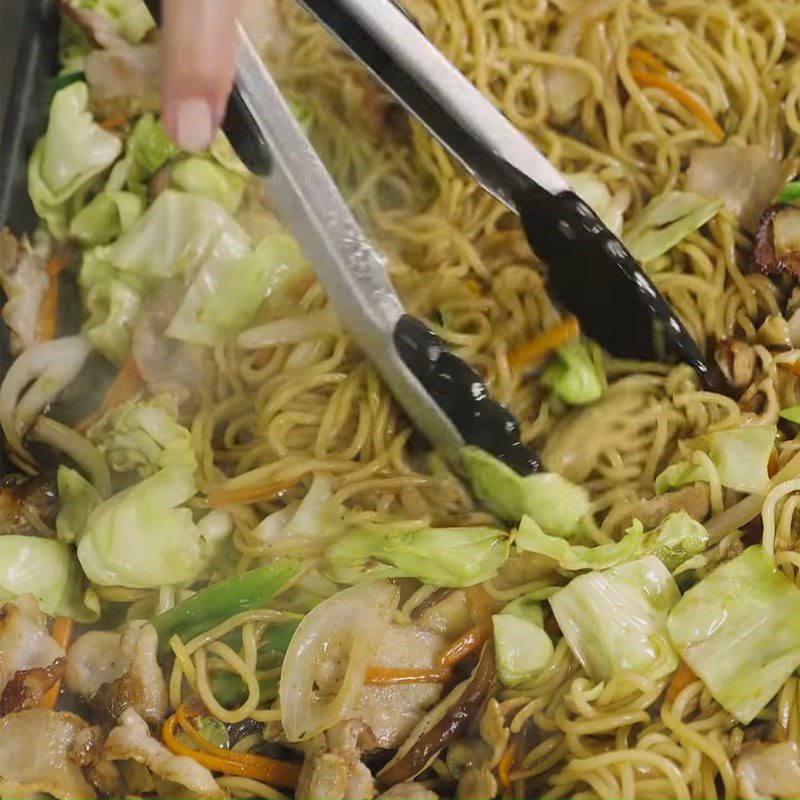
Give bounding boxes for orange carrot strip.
[438,619,493,668]
[627,48,667,75]
[41,617,75,710]
[100,114,127,130]
[666,661,697,703]
[778,361,800,378]
[363,666,452,685]
[208,477,303,508]
[36,256,69,343]
[508,317,580,371]
[768,448,779,479]
[74,355,143,434]
[497,742,518,789]
[629,68,725,141]
[163,711,301,788]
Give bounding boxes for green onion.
[152,559,300,654]
[45,72,86,100]
[776,181,800,206]
[210,672,280,708]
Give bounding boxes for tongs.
[291,0,722,392]
[226,30,539,475]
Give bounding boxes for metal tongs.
[225,30,539,475]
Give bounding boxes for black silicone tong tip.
[394,316,540,476]
[506,173,728,395]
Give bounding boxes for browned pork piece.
[64,623,168,727]
[0,708,96,799]
[754,205,800,279]
[0,473,59,537]
[0,596,64,715]
[735,741,800,800]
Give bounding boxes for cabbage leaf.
[68,0,154,42]
[643,511,709,571]
[461,446,592,538]
[568,172,627,236]
[515,514,644,571]
[322,522,510,588]
[493,613,554,687]
[541,341,603,405]
[56,466,102,544]
[0,536,98,622]
[28,82,122,238]
[171,157,246,214]
[667,546,800,724]
[625,192,723,264]
[550,556,680,681]
[69,190,143,246]
[655,425,776,496]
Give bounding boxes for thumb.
[161,0,240,151]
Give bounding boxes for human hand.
[161,0,240,152]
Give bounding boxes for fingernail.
[174,97,214,152]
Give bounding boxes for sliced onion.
[0,336,92,461]
[280,581,400,742]
[30,416,111,499]
[237,308,339,350]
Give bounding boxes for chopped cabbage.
[492,613,554,687]
[56,466,102,544]
[68,0,154,43]
[28,82,122,238]
[76,466,217,588]
[643,512,709,571]
[541,341,603,405]
[780,405,800,424]
[127,114,181,186]
[171,157,246,214]
[69,190,143,246]
[0,536,98,622]
[322,522,510,588]
[567,172,629,236]
[87,395,196,476]
[655,425,776,496]
[625,192,722,264]
[81,272,142,363]
[461,446,592,538]
[667,546,800,724]
[550,556,680,681]
[516,515,644,571]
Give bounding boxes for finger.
[161,0,240,151]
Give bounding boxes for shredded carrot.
[363,666,452,685]
[163,708,301,788]
[100,114,127,130]
[74,355,143,433]
[497,742,518,789]
[768,448,780,478]
[629,68,725,141]
[41,617,75,710]
[778,361,800,379]
[36,256,69,343]
[466,584,496,623]
[208,476,303,508]
[666,661,697,703]
[438,619,493,668]
[627,48,667,75]
[508,317,580,371]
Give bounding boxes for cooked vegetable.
[540,341,603,405]
[665,660,697,703]
[667,546,800,724]
[493,598,554,687]
[625,192,723,263]
[0,537,97,621]
[28,82,122,238]
[280,581,399,741]
[55,466,102,543]
[685,143,796,232]
[642,511,709,571]
[776,181,800,205]
[322,522,510,588]
[150,559,300,652]
[69,190,143,245]
[127,113,180,184]
[507,317,580,371]
[516,514,644,570]
[0,335,92,461]
[780,404,800,424]
[655,425,777,495]
[567,173,629,236]
[86,395,196,476]
[461,446,592,538]
[439,619,494,667]
[170,157,246,214]
[67,0,154,43]
[629,69,724,141]
[550,556,680,681]
[378,645,496,784]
